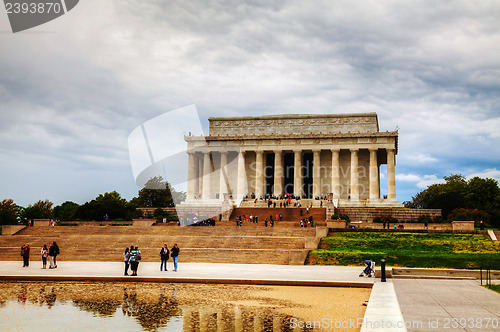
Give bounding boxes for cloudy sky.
[1,0,499,207]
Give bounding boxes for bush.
[331,214,351,222]
[418,214,432,222]
[448,208,489,223]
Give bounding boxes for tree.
[137,176,185,207]
[19,199,54,221]
[53,201,80,221]
[75,191,134,221]
[406,174,500,228]
[0,199,19,225]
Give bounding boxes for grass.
[306,232,500,269]
[484,285,500,294]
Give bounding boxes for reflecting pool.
[0,281,370,331]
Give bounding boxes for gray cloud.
[0,0,499,206]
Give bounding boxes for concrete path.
[0,261,373,287]
[394,279,500,332]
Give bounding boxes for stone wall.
[334,207,441,222]
[208,113,379,136]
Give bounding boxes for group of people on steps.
[123,243,179,276]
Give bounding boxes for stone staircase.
[225,207,327,228]
[0,225,323,265]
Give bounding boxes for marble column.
[312,149,321,198]
[369,148,379,201]
[331,149,340,199]
[293,150,303,197]
[255,150,264,198]
[187,152,196,200]
[236,150,247,201]
[350,148,359,201]
[387,148,396,201]
[219,151,228,200]
[197,155,203,199]
[273,150,283,197]
[202,152,212,200]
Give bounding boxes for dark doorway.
[303,152,313,198]
[265,153,274,195]
[283,153,294,194]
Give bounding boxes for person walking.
[52,241,60,268]
[123,247,130,276]
[48,242,56,269]
[41,244,48,269]
[171,243,180,272]
[21,244,30,267]
[160,244,170,271]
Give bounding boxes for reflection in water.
[0,282,369,331]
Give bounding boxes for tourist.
[123,247,130,276]
[48,242,56,269]
[160,244,170,271]
[52,241,60,268]
[21,244,30,267]
[265,219,268,227]
[41,244,48,269]
[300,219,303,227]
[171,243,180,272]
[480,221,484,230]
[129,246,141,276]
[279,214,283,221]
[300,209,303,216]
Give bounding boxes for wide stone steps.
[0,247,294,264]
[229,207,326,223]
[0,226,318,264]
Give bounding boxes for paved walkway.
[0,261,373,287]
[1,262,499,331]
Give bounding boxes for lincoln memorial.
[183,112,402,208]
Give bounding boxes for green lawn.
[485,285,500,294]
[306,232,500,269]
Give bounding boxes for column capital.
[274,150,283,155]
[368,147,378,152]
[312,149,321,153]
[350,148,359,152]
[331,148,340,153]
[293,149,302,154]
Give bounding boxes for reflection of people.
[38,286,46,306]
[45,287,57,308]
[18,286,27,304]
[122,287,131,316]
[170,244,179,272]
[160,244,169,271]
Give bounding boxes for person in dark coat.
[48,243,56,269]
[52,241,60,268]
[171,243,180,272]
[160,244,170,271]
[21,244,30,267]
